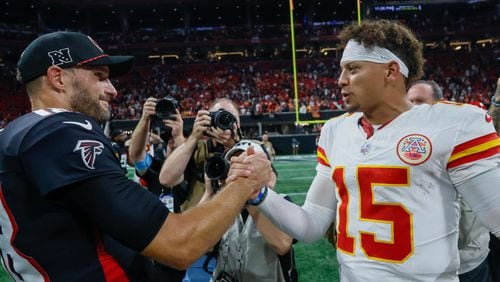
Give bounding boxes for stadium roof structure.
[2,0,358,29]
[3,0,496,32]
[1,0,497,64]
[374,0,490,3]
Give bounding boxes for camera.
[209,109,236,130]
[155,96,180,120]
[154,96,181,141]
[204,154,230,182]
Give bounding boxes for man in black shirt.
[0,31,272,281]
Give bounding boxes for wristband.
[133,154,152,171]
[247,186,268,206]
[492,96,500,107]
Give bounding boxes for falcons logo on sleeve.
[73,140,104,169]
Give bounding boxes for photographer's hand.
[128,97,158,170]
[163,109,185,147]
[141,97,158,121]
[206,127,236,149]
[191,110,211,140]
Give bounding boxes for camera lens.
[212,110,236,130]
[155,98,178,120]
[205,155,229,180]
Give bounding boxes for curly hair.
[338,20,424,86]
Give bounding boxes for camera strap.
[207,137,216,153]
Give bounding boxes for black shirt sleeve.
[61,173,169,252]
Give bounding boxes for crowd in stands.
[0,49,497,129]
[109,58,342,121]
[1,1,498,127]
[109,50,497,120]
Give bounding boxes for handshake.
[205,140,266,181]
[205,140,273,203]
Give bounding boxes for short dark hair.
[410,80,443,102]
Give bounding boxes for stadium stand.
[0,0,498,132]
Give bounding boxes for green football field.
[0,155,339,281]
[274,155,339,282]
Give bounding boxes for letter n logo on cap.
[48,48,73,65]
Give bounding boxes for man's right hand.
[162,109,185,146]
[142,97,158,121]
[191,110,211,139]
[227,146,272,197]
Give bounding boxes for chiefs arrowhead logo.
[73,140,104,169]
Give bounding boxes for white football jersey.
[316,102,500,282]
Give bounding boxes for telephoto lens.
[204,154,230,181]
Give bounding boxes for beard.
[70,80,110,123]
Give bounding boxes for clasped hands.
[226,146,272,200]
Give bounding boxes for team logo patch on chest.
[396,134,432,165]
[74,140,104,169]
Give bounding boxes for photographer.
[158,98,244,279]
[159,98,242,211]
[129,96,186,209]
[128,96,187,281]
[199,140,297,282]
[159,98,297,281]
[110,128,130,174]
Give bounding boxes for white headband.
[340,39,409,78]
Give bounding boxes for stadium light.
[450,41,471,51]
[148,54,179,64]
[476,38,493,44]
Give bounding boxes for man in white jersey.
[408,80,491,282]
[227,20,500,281]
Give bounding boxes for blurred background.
[0,0,498,154]
[0,1,499,281]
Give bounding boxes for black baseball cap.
[17,31,134,83]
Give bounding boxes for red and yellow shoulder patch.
[447,133,500,169]
[317,146,330,167]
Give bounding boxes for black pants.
[489,234,500,282]
[459,257,490,282]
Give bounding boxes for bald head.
[210,98,240,124]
